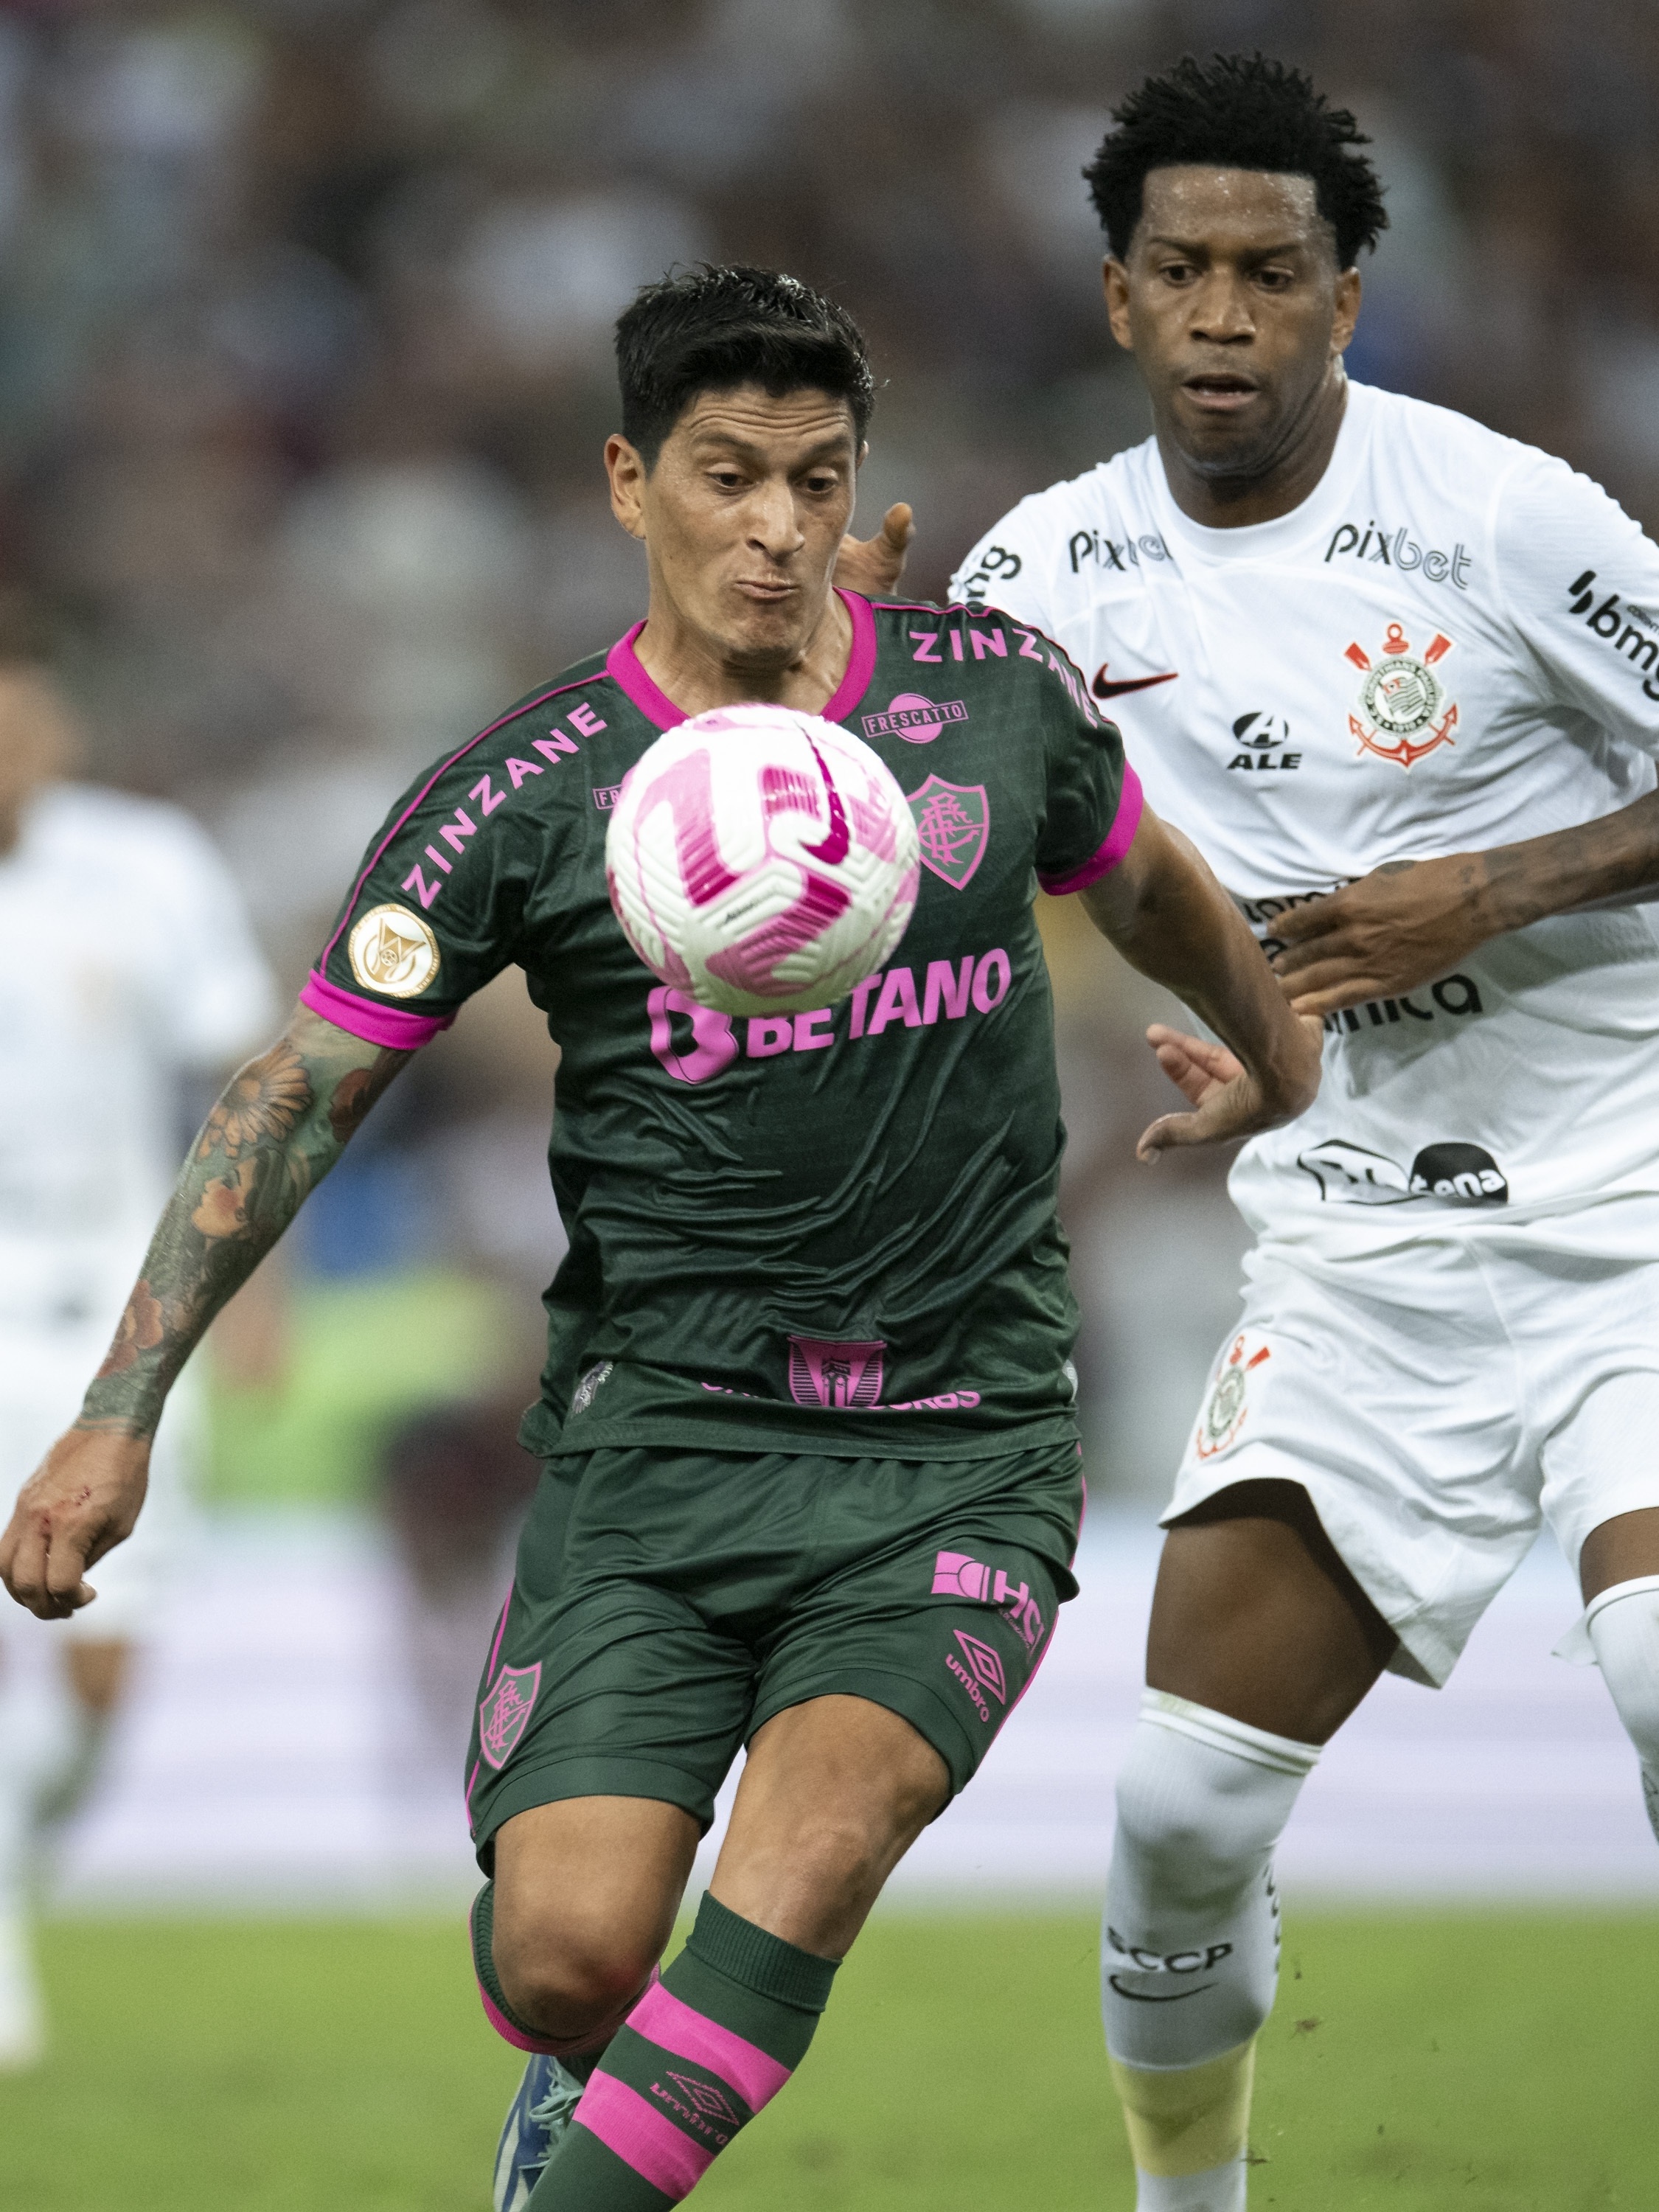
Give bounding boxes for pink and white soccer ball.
[605,704,920,1017]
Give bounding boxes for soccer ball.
[605,704,920,1017]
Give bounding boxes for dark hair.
[615,265,874,468]
[1084,53,1387,269]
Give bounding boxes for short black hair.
[1084,53,1387,270]
[615,264,874,470]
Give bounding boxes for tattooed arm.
[0,1005,411,1618]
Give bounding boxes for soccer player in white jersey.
[903,47,1659,2211]
[0,602,276,2064]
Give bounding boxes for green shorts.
[465,1440,1085,1867]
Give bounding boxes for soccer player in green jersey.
[1,266,1318,2208]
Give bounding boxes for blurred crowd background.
[5,0,1659,1778]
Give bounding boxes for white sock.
[1585,1576,1659,1843]
[1105,1691,1320,2209]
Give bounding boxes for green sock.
[526,1893,838,2207]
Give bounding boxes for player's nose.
[1188,274,1256,340]
[745,480,806,554]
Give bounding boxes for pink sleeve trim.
[300,971,453,1048]
[605,590,877,733]
[1037,765,1145,896]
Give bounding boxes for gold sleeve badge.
[347,904,441,998]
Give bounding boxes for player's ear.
[1331,265,1362,357]
[1103,258,1133,350]
[856,440,868,470]
[605,434,649,541]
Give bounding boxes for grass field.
[3,1908,1653,2209]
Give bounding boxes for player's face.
[1105,167,1360,482]
[607,386,860,670]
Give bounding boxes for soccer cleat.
[493,2052,585,2211]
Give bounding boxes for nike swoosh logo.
[1107,1976,1216,2003]
[1093,667,1179,700]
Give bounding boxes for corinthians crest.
[1195,1335,1271,1461]
[1343,622,1458,769]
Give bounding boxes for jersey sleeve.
[950,494,1062,634]
[147,810,280,1069]
[302,737,538,1050]
[1495,451,1659,757]
[1015,620,1144,895]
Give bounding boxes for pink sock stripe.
[300,970,455,1048]
[1036,765,1145,896]
[630,1981,791,2109]
[576,2073,714,2200]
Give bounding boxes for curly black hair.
[615,265,874,468]
[1084,53,1388,269]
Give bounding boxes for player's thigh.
[467,1454,759,1874]
[493,1792,700,2006]
[748,1441,1084,1814]
[1165,1240,1531,1697]
[1150,1482,1397,1743]
[712,1694,949,1955]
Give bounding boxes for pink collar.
[604,590,878,731]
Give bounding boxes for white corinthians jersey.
[0,785,276,1335]
[954,379,1659,1248]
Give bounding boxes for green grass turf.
[3,1908,1654,2208]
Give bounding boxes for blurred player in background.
[0,596,275,2066]
[876,49,1659,2212]
[1,267,1318,2206]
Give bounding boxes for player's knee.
[1113,1768,1242,1902]
[1111,1700,1319,1903]
[492,1899,657,2041]
[1587,1580,1659,1767]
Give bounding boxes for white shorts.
[1167,1197,1659,1686]
[0,1326,199,1644]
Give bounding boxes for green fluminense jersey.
[305,591,1140,1460]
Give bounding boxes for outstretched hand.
[0,1426,149,1620]
[833,503,914,599]
[1269,855,1492,1015]
[1137,1018,1324,1161]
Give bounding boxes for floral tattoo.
[80,1015,409,1438]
